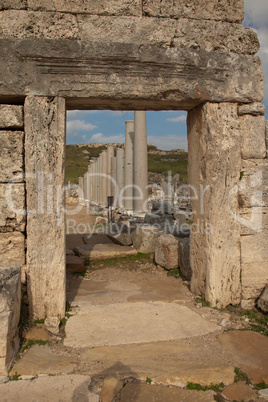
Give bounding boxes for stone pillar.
[98,153,102,204]
[78,177,83,200]
[124,120,134,212]
[83,172,88,202]
[134,111,148,214]
[116,148,125,208]
[25,96,66,319]
[101,150,108,206]
[93,158,98,203]
[111,156,117,199]
[106,144,114,197]
[187,102,241,308]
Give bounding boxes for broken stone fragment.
[258,285,268,313]
[44,317,60,335]
[155,234,179,270]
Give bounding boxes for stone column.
[106,144,114,197]
[124,120,135,211]
[101,150,108,206]
[97,153,102,204]
[111,156,117,199]
[93,158,98,203]
[187,102,241,308]
[134,111,148,214]
[83,172,88,202]
[25,96,66,319]
[116,148,125,208]
[78,177,83,200]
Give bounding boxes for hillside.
[66,144,188,184]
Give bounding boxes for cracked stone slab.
[64,302,221,348]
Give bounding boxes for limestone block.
[131,225,160,254]
[0,232,25,267]
[143,0,244,23]
[241,232,268,307]
[238,102,266,116]
[0,39,263,108]
[155,234,179,270]
[188,103,242,307]
[0,105,23,129]
[266,120,268,157]
[0,131,24,183]
[164,224,190,238]
[144,213,174,226]
[238,159,268,208]
[178,237,191,280]
[105,223,133,246]
[0,0,26,9]
[77,15,259,55]
[152,201,172,214]
[258,285,268,313]
[44,317,60,335]
[25,96,66,319]
[0,12,259,55]
[240,115,266,159]
[173,211,187,226]
[0,10,79,40]
[28,0,142,16]
[0,266,21,375]
[0,184,25,232]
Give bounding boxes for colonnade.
[78,111,148,214]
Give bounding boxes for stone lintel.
[0,39,263,109]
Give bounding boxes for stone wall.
[0,0,266,323]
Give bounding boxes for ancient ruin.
[0,0,267,376]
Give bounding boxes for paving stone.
[222,381,257,401]
[22,325,50,342]
[75,243,137,260]
[0,374,98,402]
[66,255,85,273]
[10,345,77,376]
[64,302,220,348]
[101,378,123,402]
[119,383,215,402]
[218,331,268,383]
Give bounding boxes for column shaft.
[124,120,134,211]
[134,111,148,214]
[116,148,125,208]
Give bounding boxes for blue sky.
[67,1,268,151]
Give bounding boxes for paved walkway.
[1,206,268,401]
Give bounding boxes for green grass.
[186,382,225,392]
[66,144,106,183]
[148,152,188,181]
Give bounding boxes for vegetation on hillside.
[66,144,188,183]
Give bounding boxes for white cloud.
[67,120,97,133]
[90,132,125,144]
[67,110,99,119]
[166,114,187,123]
[244,0,268,28]
[148,135,188,151]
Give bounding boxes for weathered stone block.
[0,105,23,129]
[188,102,242,307]
[0,266,21,375]
[178,237,191,280]
[0,184,25,232]
[66,255,84,273]
[173,211,187,226]
[25,96,66,319]
[258,285,268,313]
[240,115,266,159]
[0,232,25,267]
[0,131,24,183]
[155,234,179,269]
[0,39,263,108]
[266,120,268,158]
[143,0,244,23]
[152,201,172,214]
[106,223,133,246]
[28,0,142,16]
[0,10,79,40]
[238,102,266,116]
[0,0,26,10]
[238,159,268,208]
[77,15,259,55]
[131,225,160,254]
